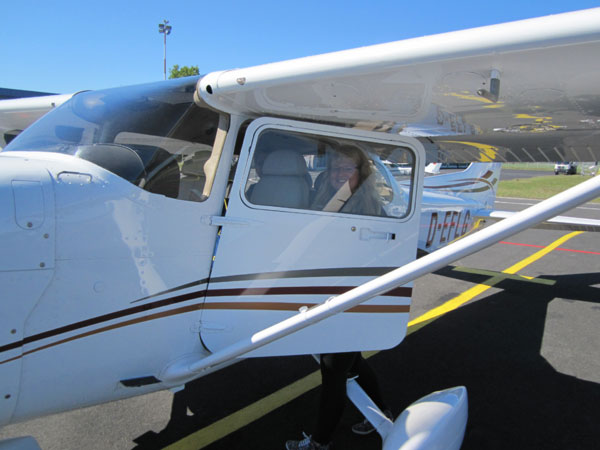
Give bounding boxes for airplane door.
[201,118,424,356]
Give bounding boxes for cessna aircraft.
[0,94,73,149]
[1,7,600,450]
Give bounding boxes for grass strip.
[498,175,600,203]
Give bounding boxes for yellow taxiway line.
[165,231,583,450]
[408,231,582,330]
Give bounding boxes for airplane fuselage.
[0,78,497,425]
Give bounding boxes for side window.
[244,129,414,218]
[114,106,224,202]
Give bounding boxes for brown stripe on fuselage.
[1,298,410,365]
[202,302,410,313]
[424,173,496,192]
[0,282,412,362]
[1,304,203,364]
[0,290,207,355]
[205,286,411,298]
[130,267,400,304]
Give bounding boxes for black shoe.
[285,432,331,449]
[351,409,393,435]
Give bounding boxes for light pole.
[158,20,172,80]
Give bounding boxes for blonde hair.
[332,145,373,186]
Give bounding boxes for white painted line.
[496,201,537,206]
[496,198,600,211]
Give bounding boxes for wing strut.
[162,175,600,384]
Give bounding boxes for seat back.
[249,149,310,209]
[178,151,211,201]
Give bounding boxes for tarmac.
[1,187,599,450]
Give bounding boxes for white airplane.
[0,94,73,149]
[1,8,600,450]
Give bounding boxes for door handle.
[359,228,396,241]
[203,216,262,227]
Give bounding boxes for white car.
[554,161,578,175]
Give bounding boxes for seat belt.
[323,180,353,212]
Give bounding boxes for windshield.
[4,77,223,201]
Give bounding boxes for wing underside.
[197,8,600,164]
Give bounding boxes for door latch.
[359,228,396,241]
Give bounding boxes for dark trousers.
[313,352,387,444]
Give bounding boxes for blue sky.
[3,0,599,94]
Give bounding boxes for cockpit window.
[244,129,414,218]
[4,77,225,202]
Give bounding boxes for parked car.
[554,161,578,175]
[440,163,469,170]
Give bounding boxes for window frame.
[237,119,421,222]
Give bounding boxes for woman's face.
[330,155,359,191]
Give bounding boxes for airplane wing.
[0,93,73,147]
[197,8,600,165]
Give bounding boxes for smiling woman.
[311,145,385,217]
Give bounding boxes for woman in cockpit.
[310,145,384,217]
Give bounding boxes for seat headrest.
[182,151,210,177]
[261,150,308,176]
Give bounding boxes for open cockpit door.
[200,118,424,356]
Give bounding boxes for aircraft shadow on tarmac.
[132,268,600,450]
